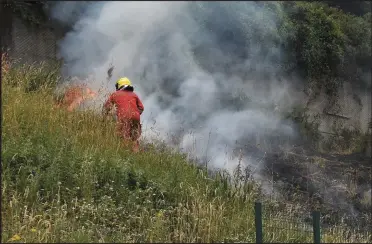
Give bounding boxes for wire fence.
[254,201,371,243]
[2,14,63,65]
[262,211,314,243]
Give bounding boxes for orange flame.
[57,84,97,112]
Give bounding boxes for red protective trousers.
[117,118,141,152]
[104,90,144,152]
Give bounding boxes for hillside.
[2,1,372,243]
[1,56,371,243]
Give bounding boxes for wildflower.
[9,234,21,241]
[156,211,163,218]
[31,228,37,232]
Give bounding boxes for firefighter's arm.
[136,95,144,115]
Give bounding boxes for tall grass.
[2,57,370,242]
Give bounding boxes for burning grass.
[55,84,98,112]
[2,58,371,242]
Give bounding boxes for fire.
[57,84,97,112]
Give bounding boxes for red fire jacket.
[104,90,144,121]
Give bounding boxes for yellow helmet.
[115,77,132,90]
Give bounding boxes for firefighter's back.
[110,90,141,121]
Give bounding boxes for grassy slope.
[2,62,370,243]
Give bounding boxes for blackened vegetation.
[248,145,371,232]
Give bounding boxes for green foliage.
[294,3,344,78]
[267,1,372,107]
[280,2,366,83]
[338,12,371,89]
[4,60,62,92]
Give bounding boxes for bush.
[289,2,371,91]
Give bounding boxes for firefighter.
[103,77,144,152]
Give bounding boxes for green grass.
[2,59,371,243]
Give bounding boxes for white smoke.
[50,2,303,175]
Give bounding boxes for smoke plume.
[50,2,303,174]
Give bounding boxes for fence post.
[255,202,263,244]
[312,211,321,244]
